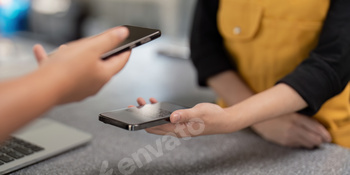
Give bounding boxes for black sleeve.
[190,0,236,87]
[278,0,350,115]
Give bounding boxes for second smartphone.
[99,102,187,131]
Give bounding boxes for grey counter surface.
[5,38,350,175]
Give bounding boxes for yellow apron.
[217,0,350,147]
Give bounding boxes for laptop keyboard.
[0,137,44,166]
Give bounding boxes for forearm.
[0,67,67,141]
[225,83,308,132]
[207,70,254,106]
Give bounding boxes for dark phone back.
[99,102,187,131]
[101,25,161,60]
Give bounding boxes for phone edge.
[101,30,161,60]
[99,114,170,131]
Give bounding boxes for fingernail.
[327,136,332,143]
[113,27,129,39]
[324,132,332,142]
[172,113,180,123]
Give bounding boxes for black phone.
[101,25,161,60]
[99,102,187,131]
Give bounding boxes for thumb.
[86,26,129,55]
[170,109,193,123]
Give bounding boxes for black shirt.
[190,0,350,115]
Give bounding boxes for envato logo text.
[99,118,205,175]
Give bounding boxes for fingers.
[145,124,192,138]
[145,128,168,135]
[128,105,135,108]
[288,114,327,148]
[295,127,323,149]
[33,44,48,64]
[135,97,158,106]
[297,115,332,143]
[103,50,131,75]
[137,97,147,106]
[170,109,192,123]
[145,124,176,134]
[149,97,158,104]
[85,26,129,55]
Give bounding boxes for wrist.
[223,105,249,133]
[34,65,74,105]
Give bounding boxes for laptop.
[0,118,92,174]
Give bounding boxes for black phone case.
[99,115,170,131]
[101,25,161,60]
[99,102,187,131]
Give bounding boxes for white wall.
[85,0,196,40]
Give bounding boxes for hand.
[251,113,332,149]
[132,98,233,138]
[32,27,131,104]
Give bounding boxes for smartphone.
[101,25,161,60]
[99,102,187,131]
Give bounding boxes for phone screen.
[101,25,161,60]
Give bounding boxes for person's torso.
[217,0,350,148]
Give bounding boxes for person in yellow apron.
[144,0,350,149]
[193,0,350,148]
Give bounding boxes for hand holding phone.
[101,25,161,60]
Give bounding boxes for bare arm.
[207,70,254,106]
[0,67,69,141]
[224,83,308,129]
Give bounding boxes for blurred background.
[0,0,196,80]
[0,0,215,106]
